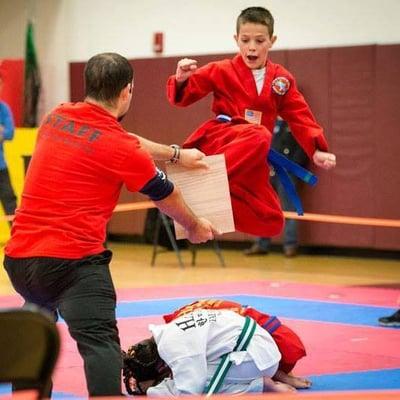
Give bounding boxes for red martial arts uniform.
[167,54,329,236]
[5,102,157,259]
[163,299,306,374]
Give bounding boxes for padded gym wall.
[70,44,400,250]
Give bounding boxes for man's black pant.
[0,168,17,222]
[3,250,122,397]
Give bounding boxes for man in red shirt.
[3,52,216,397]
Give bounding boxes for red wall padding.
[0,60,24,127]
[70,45,400,250]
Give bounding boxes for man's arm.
[154,185,216,244]
[133,133,208,169]
[139,169,217,244]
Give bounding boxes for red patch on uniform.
[272,77,290,95]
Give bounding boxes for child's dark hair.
[236,7,274,37]
[122,338,171,395]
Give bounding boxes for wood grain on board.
[166,154,235,239]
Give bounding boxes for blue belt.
[241,306,282,334]
[216,114,318,215]
[262,315,282,334]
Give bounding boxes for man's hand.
[186,217,220,244]
[313,150,336,170]
[179,148,208,169]
[176,58,198,83]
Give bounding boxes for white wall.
[1,0,400,116]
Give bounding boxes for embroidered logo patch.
[272,77,290,95]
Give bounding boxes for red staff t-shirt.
[5,102,157,259]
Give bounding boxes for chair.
[0,305,60,399]
[151,210,225,268]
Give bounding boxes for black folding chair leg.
[160,213,185,269]
[213,240,226,267]
[151,211,162,267]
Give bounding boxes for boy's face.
[235,23,277,70]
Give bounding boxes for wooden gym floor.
[1,241,399,294]
[1,242,399,399]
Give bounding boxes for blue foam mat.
[2,368,399,397]
[0,385,81,398]
[2,295,398,397]
[115,295,396,327]
[309,368,400,391]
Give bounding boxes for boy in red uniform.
[167,6,336,237]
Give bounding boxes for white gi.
[146,309,281,396]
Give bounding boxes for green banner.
[23,21,41,127]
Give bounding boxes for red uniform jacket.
[163,299,306,374]
[167,54,328,236]
[6,102,156,258]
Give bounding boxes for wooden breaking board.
[166,154,235,239]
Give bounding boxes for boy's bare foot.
[273,370,312,389]
[285,375,312,389]
[263,376,296,393]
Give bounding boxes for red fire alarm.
[153,32,164,55]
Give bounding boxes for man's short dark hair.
[84,52,133,105]
[236,7,274,37]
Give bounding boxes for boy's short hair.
[236,6,274,37]
[84,52,133,105]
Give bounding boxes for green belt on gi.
[204,316,257,396]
